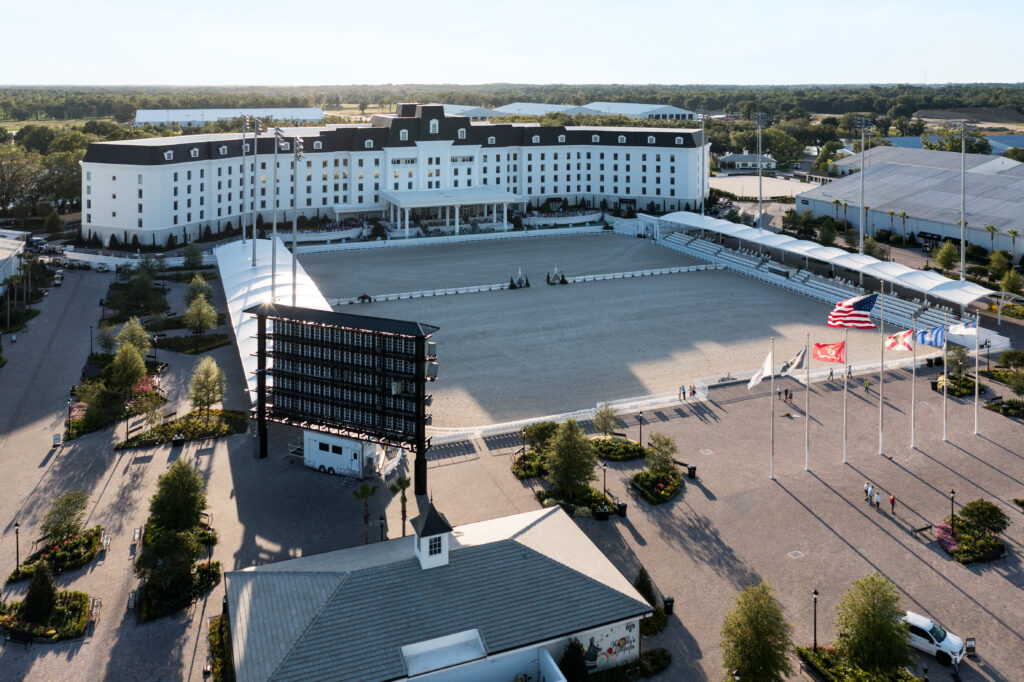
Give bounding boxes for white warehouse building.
[81,103,709,247]
[134,107,325,128]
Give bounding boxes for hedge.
[152,333,231,354]
[0,590,90,641]
[512,451,547,479]
[630,470,683,505]
[593,437,646,461]
[209,614,236,682]
[587,648,672,681]
[7,526,102,583]
[140,561,222,623]
[116,410,247,449]
[796,645,922,681]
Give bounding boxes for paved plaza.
[1,235,1021,681]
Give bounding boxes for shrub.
[193,561,222,598]
[8,526,102,583]
[116,409,247,449]
[795,646,922,682]
[936,374,979,398]
[630,469,683,504]
[511,451,547,479]
[593,437,646,461]
[521,421,558,451]
[21,562,58,623]
[559,638,589,682]
[958,499,1010,537]
[640,605,668,636]
[639,648,671,676]
[633,567,656,605]
[953,534,1005,564]
[152,333,231,355]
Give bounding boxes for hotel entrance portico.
[380,187,523,239]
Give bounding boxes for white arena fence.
[294,225,609,255]
[64,250,217,269]
[523,211,603,227]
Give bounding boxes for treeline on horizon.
[2,83,1024,122]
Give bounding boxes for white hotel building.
[81,103,709,247]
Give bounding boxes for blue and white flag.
[916,325,945,347]
[949,320,978,336]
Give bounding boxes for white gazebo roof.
[380,187,521,209]
[659,211,1002,307]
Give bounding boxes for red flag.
[813,341,846,363]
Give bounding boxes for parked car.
[902,611,965,665]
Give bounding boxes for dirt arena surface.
[302,235,895,427]
[710,174,817,199]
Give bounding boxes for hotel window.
[399,129,409,141]
[591,135,600,143]
[532,135,540,144]
[313,141,322,150]
[618,135,626,144]
[429,536,442,556]
[648,136,656,144]
[219,145,227,155]
[364,140,373,149]
[557,135,565,143]
[190,148,199,158]
[487,136,495,145]
[457,128,466,140]
[675,137,684,145]
[429,120,439,134]
[164,151,173,161]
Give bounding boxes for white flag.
[779,347,806,376]
[949,321,978,336]
[748,351,773,389]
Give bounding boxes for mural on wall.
[582,621,638,669]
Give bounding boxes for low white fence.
[564,263,723,284]
[64,251,217,269]
[523,211,602,227]
[330,281,510,306]
[289,227,364,243]
[295,224,609,255]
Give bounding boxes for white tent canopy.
[659,211,998,307]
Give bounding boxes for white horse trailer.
[302,430,378,478]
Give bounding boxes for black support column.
[414,335,428,495]
[257,312,268,459]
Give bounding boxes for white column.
[445,206,450,227]
[492,203,497,224]
[455,205,460,236]
[404,208,410,239]
[502,203,508,231]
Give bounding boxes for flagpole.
[770,336,775,481]
[843,327,849,464]
[805,332,810,472]
[879,281,885,456]
[942,312,948,442]
[911,317,917,450]
[974,317,980,436]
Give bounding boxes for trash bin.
[687,464,697,479]
[617,501,628,517]
[663,596,674,616]
[935,356,944,367]
[926,358,934,367]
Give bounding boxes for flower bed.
[935,520,1006,564]
[935,374,983,398]
[535,486,614,514]
[0,590,90,641]
[7,527,102,583]
[152,333,231,355]
[116,410,247,449]
[630,469,683,505]
[991,302,1024,319]
[985,398,1024,418]
[512,451,547,479]
[796,645,922,681]
[208,614,236,682]
[593,437,646,461]
[139,561,222,623]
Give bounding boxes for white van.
[302,431,378,478]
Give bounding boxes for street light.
[89,324,93,355]
[949,489,956,532]
[983,339,991,371]
[638,411,644,447]
[601,462,607,497]
[733,670,741,682]
[379,514,386,542]
[812,589,819,651]
[14,522,20,576]
[67,395,72,429]
[854,116,873,255]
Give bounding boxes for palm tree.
[388,476,412,537]
[352,483,377,545]
[888,210,895,240]
[1008,229,1019,266]
[841,201,849,225]
[832,199,840,221]
[985,224,998,254]
[897,211,908,245]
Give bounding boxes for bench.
[90,597,102,622]
[913,524,933,535]
[127,589,137,613]
[132,527,142,546]
[103,533,111,550]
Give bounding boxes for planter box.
[594,508,611,521]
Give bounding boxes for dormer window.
[364,140,373,149]
[591,134,600,143]
[487,136,495,145]
[557,134,566,143]
[428,537,442,555]
[313,140,322,150]
[429,120,439,134]
[242,143,250,153]
[532,135,540,144]
[457,128,466,140]
[618,135,627,144]
[400,129,409,141]
[163,151,174,161]
[675,136,684,145]
[218,145,228,155]
[280,141,290,151]
[647,136,656,144]
[190,148,199,158]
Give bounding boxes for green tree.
[40,489,89,545]
[45,211,62,234]
[189,356,225,425]
[863,237,887,260]
[183,293,217,349]
[835,573,911,675]
[812,141,844,171]
[897,211,908,243]
[645,433,678,475]
[521,421,558,453]
[720,582,794,682]
[352,483,377,545]
[957,499,1010,537]
[117,315,151,357]
[818,221,836,247]
[388,476,412,537]
[97,326,117,355]
[182,242,203,274]
[922,125,992,154]
[187,273,213,305]
[21,561,58,623]
[0,143,43,217]
[149,459,208,533]
[357,100,369,115]
[932,240,960,272]
[1004,147,1024,163]
[592,403,622,437]
[1004,370,1024,401]
[109,342,146,392]
[984,224,998,254]
[1001,268,1023,295]
[544,419,597,501]
[135,529,203,590]
[559,638,589,682]
[1007,228,1019,264]
[946,345,969,378]
[40,149,84,209]
[988,251,1009,280]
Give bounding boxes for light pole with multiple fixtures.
[957,120,968,281]
[271,128,286,301]
[14,522,20,576]
[754,112,768,230]
[379,514,386,542]
[812,588,819,651]
[854,116,873,255]
[638,411,644,447]
[292,137,304,307]
[949,489,956,532]
[601,462,607,497]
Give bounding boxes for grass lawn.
[117,409,247,449]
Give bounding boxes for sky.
[3,0,1022,86]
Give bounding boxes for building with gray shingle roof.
[224,506,652,682]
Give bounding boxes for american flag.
[827,293,877,329]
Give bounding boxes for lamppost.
[271,127,287,302]
[292,137,304,307]
[854,116,873,255]
[983,339,991,371]
[67,395,72,429]
[956,120,968,282]
[14,522,20,576]
[89,324,93,355]
[601,462,607,497]
[812,588,819,651]
[754,112,768,230]
[379,514,386,542]
[638,411,644,447]
[733,670,741,682]
[949,489,956,532]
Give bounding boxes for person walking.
[829,367,834,382]
[864,378,870,392]
[777,386,782,400]
[864,482,870,500]
[867,483,874,503]
[873,491,881,511]
[889,494,896,514]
